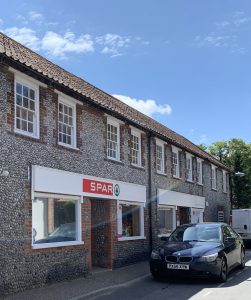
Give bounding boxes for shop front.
[157,189,205,237]
[31,165,146,268]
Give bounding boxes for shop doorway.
[179,207,190,225]
[91,199,112,268]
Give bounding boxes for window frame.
[107,117,120,161]
[32,193,83,249]
[156,139,166,175]
[117,201,145,241]
[14,74,40,139]
[171,146,180,179]
[131,128,142,167]
[58,96,77,149]
[185,153,193,182]
[223,170,227,193]
[211,165,217,190]
[196,158,203,185]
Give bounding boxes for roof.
[0,32,229,170]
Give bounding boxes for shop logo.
[114,184,120,196]
[83,179,113,196]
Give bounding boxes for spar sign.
[83,179,120,197]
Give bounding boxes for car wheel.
[239,248,245,269]
[217,257,228,283]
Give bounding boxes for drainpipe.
[147,132,153,252]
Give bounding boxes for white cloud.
[195,11,251,53]
[2,25,146,59]
[216,21,230,29]
[29,11,43,23]
[96,33,131,57]
[16,15,28,25]
[3,27,40,51]
[196,32,234,48]
[41,31,94,58]
[113,94,172,117]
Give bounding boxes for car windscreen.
[169,225,221,242]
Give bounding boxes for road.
[86,249,251,300]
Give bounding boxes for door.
[91,199,112,268]
[179,207,190,225]
[222,225,238,268]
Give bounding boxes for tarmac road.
[85,250,251,300]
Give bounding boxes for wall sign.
[83,179,114,196]
[32,165,146,203]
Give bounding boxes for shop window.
[32,195,81,247]
[117,202,144,239]
[15,76,39,138]
[58,99,76,148]
[158,206,175,236]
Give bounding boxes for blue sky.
[1,0,251,146]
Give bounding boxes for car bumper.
[150,258,222,279]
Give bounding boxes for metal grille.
[165,255,193,263]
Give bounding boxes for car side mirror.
[160,236,169,242]
[226,237,235,244]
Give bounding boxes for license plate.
[167,264,189,270]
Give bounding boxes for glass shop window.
[32,196,80,245]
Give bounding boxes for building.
[0,32,230,295]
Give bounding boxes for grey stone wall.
[150,140,230,248]
[0,66,150,295]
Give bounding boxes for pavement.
[2,261,150,300]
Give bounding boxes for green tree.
[208,139,251,208]
[197,143,208,151]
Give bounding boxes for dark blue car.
[150,223,245,282]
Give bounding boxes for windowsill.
[131,164,144,170]
[105,157,124,165]
[172,175,182,180]
[32,241,84,249]
[14,129,39,140]
[157,171,167,176]
[58,142,79,151]
[118,236,146,241]
[211,188,217,191]
[223,191,228,194]
[107,156,120,162]
[197,182,203,186]
[186,179,194,183]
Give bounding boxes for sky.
[0,0,251,146]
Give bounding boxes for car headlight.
[198,252,218,262]
[151,250,161,260]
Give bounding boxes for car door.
[222,225,236,268]
[228,225,242,266]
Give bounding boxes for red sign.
[83,179,113,195]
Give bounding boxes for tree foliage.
[207,139,251,208]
